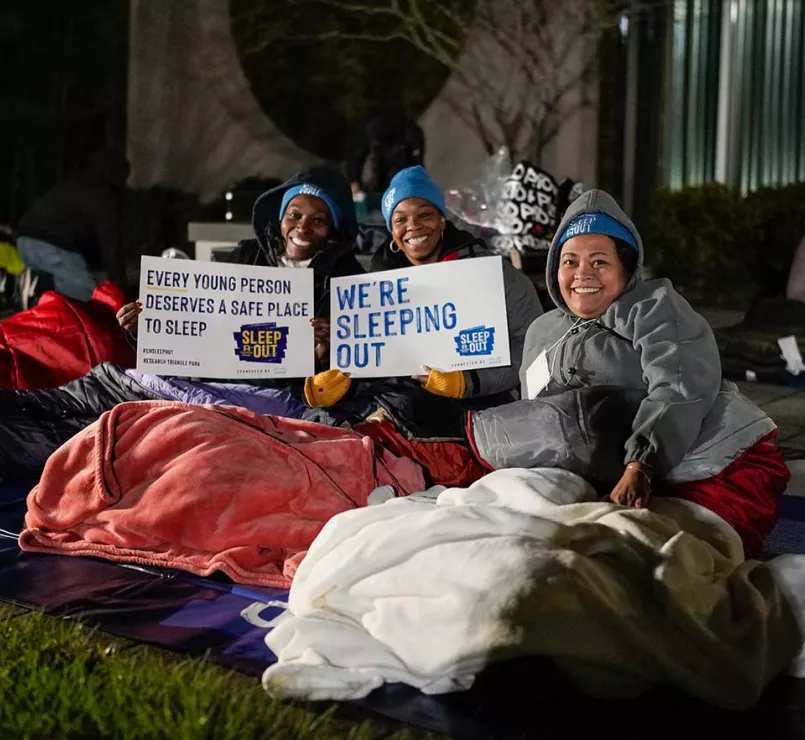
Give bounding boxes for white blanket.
[263,468,801,708]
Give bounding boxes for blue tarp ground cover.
[2,477,805,738]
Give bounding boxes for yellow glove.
[304,369,351,408]
[417,367,466,399]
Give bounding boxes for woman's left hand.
[609,461,652,508]
[412,365,467,399]
[411,365,431,385]
[311,318,330,362]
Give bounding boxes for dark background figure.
[347,108,425,198]
[15,147,131,302]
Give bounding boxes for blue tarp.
[2,477,805,738]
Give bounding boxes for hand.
[412,365,467,399]
[411,364,432,385]
[311,318,330,362]
[116,301,142,335]
[609,462,652,509]
[350,181,362,195]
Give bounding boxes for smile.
[405,235,429,247]
[573,287,602,294]
[290,236,313,247]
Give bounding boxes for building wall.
[128,0,600,200]
[662,0,805,192]
[421,0,600,190]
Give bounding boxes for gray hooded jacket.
[489,189,776,482]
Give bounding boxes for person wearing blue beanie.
[381,166,445,229]
[279,183,342,232]
[307,163,544,408]
[308,162,545,407]
[556,212,638,251]
[378,166,448,265]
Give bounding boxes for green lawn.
[0,604,439,740]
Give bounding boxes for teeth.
[290,237,312,247]
[406,236,428,246]
[574,287,601,294]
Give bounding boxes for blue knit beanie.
[279,184,341,229]
[557,212,638,250]
[381,166,445,231]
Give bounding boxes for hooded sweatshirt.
[17,148,130,287]
[518,189,774,479]
[372,221,543,398]
[217,166,364,317]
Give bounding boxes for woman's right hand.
[311,317,331,362]
[116,301,142,335]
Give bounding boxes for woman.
[118,166,365,365]
[518,188,789,556]
[305,165,543,407]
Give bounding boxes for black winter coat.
[217,166,364,317]
[0,363,157,481]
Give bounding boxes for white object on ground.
[263,468,801,709]
[779,335,805,375]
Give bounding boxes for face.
[280,195,333,260]
[557,234,628,318]
[390,198,446,265]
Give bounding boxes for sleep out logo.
[455,325,495,357]
[233,322,289,363]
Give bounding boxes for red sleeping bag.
[0,282,134,390]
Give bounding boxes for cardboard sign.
[330,256,511,377]
[136,256,314,379]
[492,161,559,253]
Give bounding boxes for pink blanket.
[20,401,425,587]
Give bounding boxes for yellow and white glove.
[413,366,466,399]
[304,369,352,408]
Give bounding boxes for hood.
[546,189,644,314]
[251,165,358,259]
[370,221,488,272]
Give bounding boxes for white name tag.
[779,335,805,375]
[525,350,550,399]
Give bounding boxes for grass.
[0,603,439,740]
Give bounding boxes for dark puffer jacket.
[371,222,543,398]
[217,166,365,317]
[0,363,158,481]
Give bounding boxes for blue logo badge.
[455,325,495,356]
[233,322,289,363]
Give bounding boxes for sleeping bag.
[0,281,133,390]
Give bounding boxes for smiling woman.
[303,165,544,408]
[118,167,366,371]
[556,231,637,320]
[517,189,789,556]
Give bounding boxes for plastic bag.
[444,147,512,229]
[161,247,191,260]
[446,149,588,255]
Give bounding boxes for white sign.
[136,257,315,379]
[330,256,511,377]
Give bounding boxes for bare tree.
[350,0,609,164]
[236,0,621,165]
